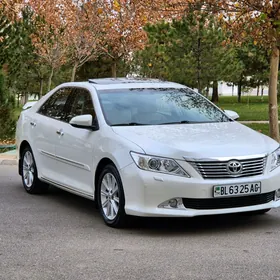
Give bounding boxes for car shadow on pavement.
[45,186,278,235]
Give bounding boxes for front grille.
[182,192,275,210]
[190,157,266,179]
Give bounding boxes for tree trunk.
[261,87,264,96]
[205,84,209,98]
[268,46,279,141]
[211,80,219,103]
[17,92,19,107]
[257,84,260,96]
[111,61,117,78]
[238,81,242,103]
[196,37,202,93]
[47,67,54,92]
[39,78,43,99]
[24,92,28,104]
[71,61,78,82]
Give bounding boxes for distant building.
[209,82,268,97]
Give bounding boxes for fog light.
[158,198,184,209]
[169,199,178,208]
[275,189,280,200]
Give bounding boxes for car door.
[32,87,72,181]
[53,87,98,196]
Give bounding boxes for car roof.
[56,78,186,91]
[88,77,186,90]
[88,77,164,85]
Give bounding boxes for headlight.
[270,147,280,171]
[130,152,190,177]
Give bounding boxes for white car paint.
[224,109,239,120]
[112,122,278,159]
[22,101,37,110]
[16,79,280,220]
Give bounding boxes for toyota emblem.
[227,160,243,175]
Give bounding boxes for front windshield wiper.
[159,120,192,125]
[111,122,149,126]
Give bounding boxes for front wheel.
[97,164,127,228]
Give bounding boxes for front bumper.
[120,162,280,217]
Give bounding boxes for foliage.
[0,71,15,141]
[135,14,243,100]
[1,0,279,141]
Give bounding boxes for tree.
[99,0,151,77]
[63,0,105,82]
[136,11,240,102]
[27,0,69,92]
[141,0,280,140]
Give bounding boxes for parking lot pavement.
[1,165,280,280]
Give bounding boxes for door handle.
[56,129,64,136]
[30,121,36,127]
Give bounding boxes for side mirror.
[69,114,99,130]
[224,110,239,121]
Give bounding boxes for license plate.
[213,182,261,197]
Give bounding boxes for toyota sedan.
[16,78,280,227]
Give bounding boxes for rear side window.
[38,88,72,120]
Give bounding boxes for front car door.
[53,87,98,197]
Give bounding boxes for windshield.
[97,88,229,126]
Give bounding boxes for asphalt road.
[1,164,280,280]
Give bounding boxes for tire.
[97,164,127,228]
[21,147,49,194]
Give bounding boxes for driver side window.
[64,88,96,123]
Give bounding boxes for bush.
[0,71,16,142]
[0,107,16,141]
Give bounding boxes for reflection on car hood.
[112,122,278,160]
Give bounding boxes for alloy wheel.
[100,173,120,220]
[23,151,35,188]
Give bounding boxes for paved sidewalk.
[240,121,270,124]
[0,150,17,165]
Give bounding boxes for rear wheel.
[21,147,49,194]
[97,164,127,228]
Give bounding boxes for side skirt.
[40,177,95,201]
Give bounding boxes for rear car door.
[54,87,98,196]
[33,87,72,180]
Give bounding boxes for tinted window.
[64,88,96,123]
[97,88,229,126]
[38,88,72,120]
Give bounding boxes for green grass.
[12,106,22,121]
[216,95,278,121]
[243,123,271,136]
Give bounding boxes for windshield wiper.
[111,122,149,126]
[159,120,192,125]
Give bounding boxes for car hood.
[112,122,278,160]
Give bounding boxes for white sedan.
[16,78,280,227]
